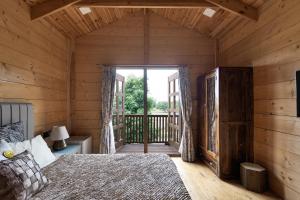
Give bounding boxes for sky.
[117,69,178,102]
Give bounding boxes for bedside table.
[52,144,81,159]
[66,136,92,154]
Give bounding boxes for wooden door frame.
[204,70,219,161]
[112,65,180,153]
[167,71,181,150]
[143,68,148,153]
[113,73,125,150]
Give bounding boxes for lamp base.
[53,140,67,150]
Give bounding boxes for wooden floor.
[171,158,280,200]
[116,143,181,156]
[116,146,279,199]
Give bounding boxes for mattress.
[32,154,191,200]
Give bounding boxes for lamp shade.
[50,126,69,141]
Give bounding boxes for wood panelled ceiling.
[24,0,265,39]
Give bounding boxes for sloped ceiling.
[24,0,265,39]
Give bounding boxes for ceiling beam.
[75,0,214,8]
[31,0,82,20]
[31,0,257,22]
[205,0,258,21]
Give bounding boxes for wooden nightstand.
[66,136,92,154]
[52,144,81,159]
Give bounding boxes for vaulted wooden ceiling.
[24,0,265,39]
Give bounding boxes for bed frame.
[0,102,34,140]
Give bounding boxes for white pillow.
[8,139,32,155]
[31,135,56,168]
[0,140,13,161]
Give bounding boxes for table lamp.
[51,126,69,150]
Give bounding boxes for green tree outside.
[114,75,169,143]
[124,76,156,114]
[156,101,168,112]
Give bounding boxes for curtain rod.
[97,64,181,67]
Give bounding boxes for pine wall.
[0,0,71,134]
[218,1,300,199]
[72,11,215,152]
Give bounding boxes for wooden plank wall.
[0,0,71,134]
[73,11,215,152]
[218,0,300,199]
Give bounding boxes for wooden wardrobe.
[198,67,253,179]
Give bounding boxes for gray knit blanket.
[32,154,191,200]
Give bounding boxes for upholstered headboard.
[0,103,34,140]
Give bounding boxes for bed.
[0,103,191,200]
[35,154,190,199]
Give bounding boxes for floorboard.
[172,158,280,200]
[117,144,279,199]
[116,143,181,156]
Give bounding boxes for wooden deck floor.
[116,143,181,156]
[172,158,279,200]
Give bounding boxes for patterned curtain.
[100,66,116,154]
[178,66,195,162]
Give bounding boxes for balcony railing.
[113,114,180,144]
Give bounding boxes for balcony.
[113,114,181,156]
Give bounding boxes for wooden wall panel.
[218,0,300,198]
[0,0,70,134]
[73,11,215,152]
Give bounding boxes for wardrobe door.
[205,72,218,160]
